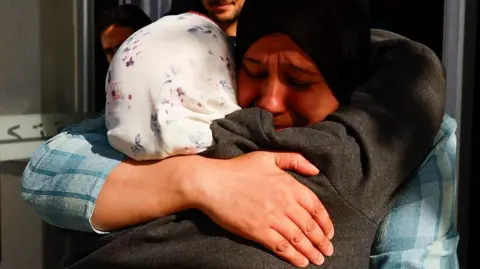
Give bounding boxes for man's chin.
[211,13,236,24]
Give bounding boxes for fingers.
[297,188,334,240]
[286,205,334,257]
[272,152,319,176]
[311,199,334,239]
[261,229,310,268]
[271,217,326,266]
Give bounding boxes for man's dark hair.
[96,4,153,35]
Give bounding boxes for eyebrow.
[287,64,319,75]
[244,56,321,76]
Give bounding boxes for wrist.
[177,155,226,212]
[171,155,214,210]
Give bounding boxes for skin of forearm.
[91,155,206,231]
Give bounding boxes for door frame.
[443,0,478,267]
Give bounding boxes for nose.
[256,76,288,114]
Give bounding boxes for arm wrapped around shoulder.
[202,29,446,268]
[210,29,446,223]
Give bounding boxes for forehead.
[245,34,304,55]
[245,33,317,69]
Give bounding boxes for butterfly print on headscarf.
[125,57,134,67]
[150,110,162,137]
[188,26,202,33]
[176,88,186,97]
[163,66,179,84]
[219,80,229,88]
[126,36,135,44]
[111,90,122,101]
[131,134,146,156]
[188,25,217,39]
[226,57,234,70]
[189,129,209,149]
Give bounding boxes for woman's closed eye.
[286,76,312,89]
[244,67,268,79]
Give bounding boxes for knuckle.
[292,229,305,243]
[252,152,270,165]
[274,188,287,200]
[261,199,278,215]
[304,219,317,235]
[299,195,314,209]
[320,233,330,244]
[261,151,274,161]
[244,218,262,235]
[283,174,296,185]
[291,152,303,160]
[313,199,326,216]
[275,239,291,253]
[273,189,290,207]
[268,214,284,231]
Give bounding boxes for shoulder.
[371,113,458,258]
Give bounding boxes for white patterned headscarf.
[106,12,240,161]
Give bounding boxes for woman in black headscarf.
[236,0,372,106]
[200,0,446,267]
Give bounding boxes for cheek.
[290,86,339,124]
[237,71,260,107]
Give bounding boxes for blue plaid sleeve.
[370,114,459,269]
[21,116,126,232]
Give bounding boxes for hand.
[190,152,335,268]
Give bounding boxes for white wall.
[0,0,77,268]
[0,0,76,116]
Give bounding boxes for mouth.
[273,115,294,131]
[209,0,234,12]
[210,4,231,12]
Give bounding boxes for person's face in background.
[237,34,339,129]
[101,25,135,63]
[200,0,245,36]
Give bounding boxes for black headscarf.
[236,0,371,104]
